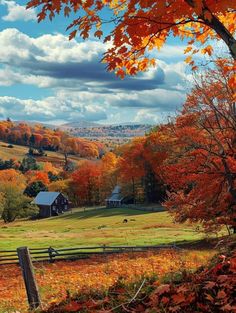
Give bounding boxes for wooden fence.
[0,244,175,265]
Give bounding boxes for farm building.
[106,186,133,208]
[34,192,69,218]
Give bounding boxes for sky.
[0,0,195,125]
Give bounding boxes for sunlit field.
[0,207,214,250]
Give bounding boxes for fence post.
[17,246,41,310]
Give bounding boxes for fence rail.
[0,244,175,265]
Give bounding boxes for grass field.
[0,141,82,166]
[0,207,219,250]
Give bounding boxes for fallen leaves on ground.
[0,249,213,312]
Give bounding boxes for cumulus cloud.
[0,28,189,91]
[0,95,107,122]
[1,0,37,21]
[0,28,190,123]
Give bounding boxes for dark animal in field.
[123,219,128,223]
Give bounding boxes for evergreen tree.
[24,181,48,198]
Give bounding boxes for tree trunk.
[132,177,135,204]
[64,152,68,170]
[204,14,236,60]
[184,0,236,60]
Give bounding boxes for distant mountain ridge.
[63,123,153,138]
[61,121,103,129]
[4,119,153,138]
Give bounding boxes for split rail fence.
[0,244,175,265]
[1,244,178,310]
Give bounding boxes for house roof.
[34,192,61,206]
[106,186,124,202]
[112,186,121,194]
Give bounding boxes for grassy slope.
[0,207,213,250]
[0,141,82,166]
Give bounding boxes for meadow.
[0,141,82,166]
[0,207,216,251]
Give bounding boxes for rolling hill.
[0,141,83,167]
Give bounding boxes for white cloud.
[0,28,190,124]
[0,95,107,122]
[1,0,37,22]
[0,28,106,66]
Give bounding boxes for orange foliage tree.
[0,169,26,190]
[100,152,119,199]
[27,0,236,76]
[118,138,146,201]
[25,170,50,186]
[71,161,102,205]
[150,61,236,232]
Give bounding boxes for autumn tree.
[118,139,146,202]
[71,161,102,205]
[0,169,26,190]
[100,152,119,200]
[27,0,236,77]
[158,61,236,232]
[25,170,50,186]
[48,179,70,194]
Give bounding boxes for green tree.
[24,181,48,198]
[0,184,31,223]
[19,156,39,173]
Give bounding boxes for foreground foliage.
[27,0,236,76]
[42,246,236,313]
[0,249,214,312]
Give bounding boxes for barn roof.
[106,186,124,202]
[34,192,61,206]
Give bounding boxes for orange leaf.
[94,30,103,38]
[172,293,186,304]
[217,290,227,299]
[156,284,170,295]
[69,30,77,40]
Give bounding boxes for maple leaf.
[204,281,216,289]
[64,6,71,17]
[69,30,77,40]
[217,290,227,299]
[94,30,103,38]
[63,301,83,312]
[184,46,192,54]
[161,296,170,304]
[217,275,228,283]
[201,45,213,56]
[172,293,186,304]
[26,0,236,77]
[205,293,214,303]
[156,284,170,295]
[185,56,192,64]
[222,304,236,311]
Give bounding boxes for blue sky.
[0,0,194,125]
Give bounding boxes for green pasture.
[0,207,217,250]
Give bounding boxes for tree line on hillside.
[0,121,105,165]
